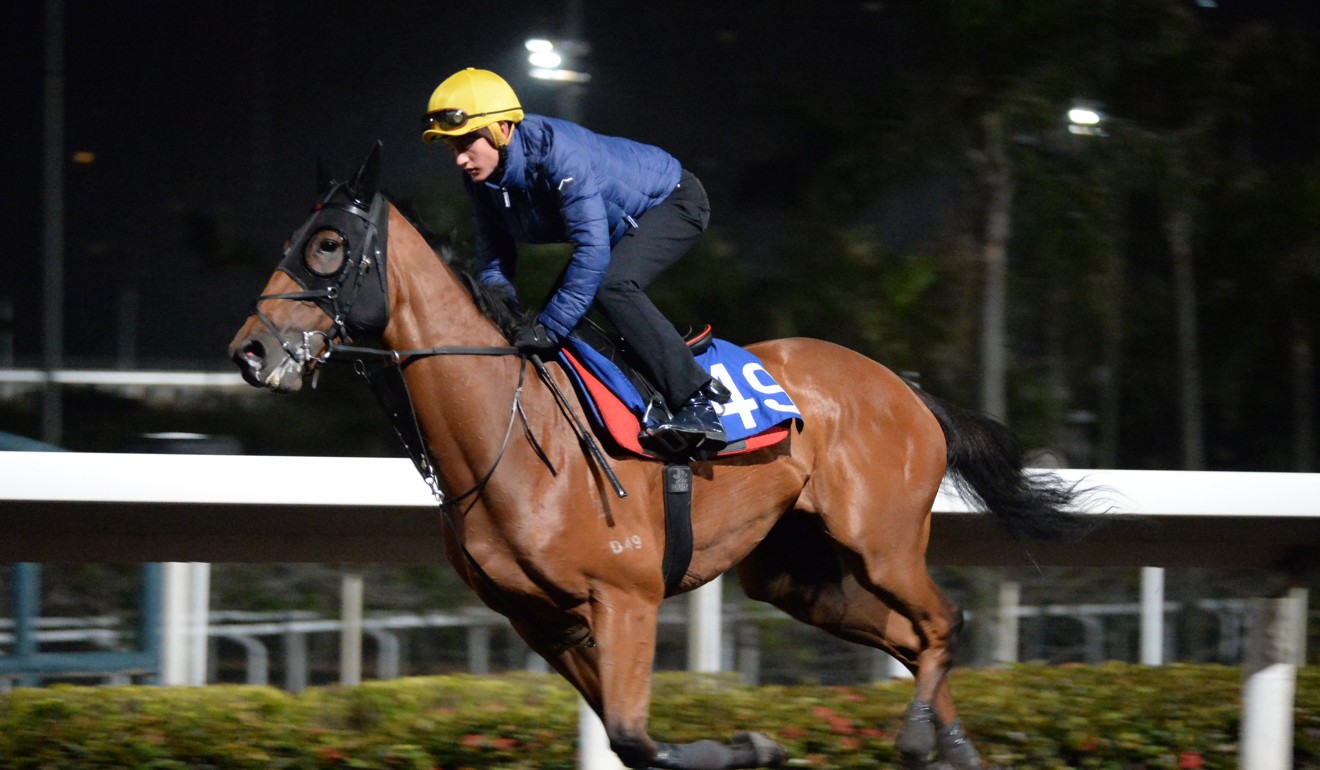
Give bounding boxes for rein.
[256,177,625,511]
[326,339,537,510]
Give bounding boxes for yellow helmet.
[421,68,524,147]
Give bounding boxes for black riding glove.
[513,324,559,356]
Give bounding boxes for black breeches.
[594,170,712,407]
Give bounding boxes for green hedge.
[1,664,1318,769]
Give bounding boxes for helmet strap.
[484,122,514,149]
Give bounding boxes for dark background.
[5,1,1320,471]
[3,1,911,364]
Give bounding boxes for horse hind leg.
[845,553,985,770]
[737,517,982,770]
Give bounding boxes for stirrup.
[641,399,692,454]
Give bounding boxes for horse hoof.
[895,702,937,766]
[897,702,939,760]
[936,720,983,770]
[731,732,789,767]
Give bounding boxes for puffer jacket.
[465,114,682,340]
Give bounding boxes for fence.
[1,598,1289,690]
[3,452,1320,768]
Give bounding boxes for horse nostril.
[234,339,267,384]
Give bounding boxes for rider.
[421,67,729,451]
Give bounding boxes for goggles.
[422,107,518,132]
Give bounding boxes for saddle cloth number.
[701,354,802,435]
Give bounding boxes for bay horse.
[229,145,1087,770]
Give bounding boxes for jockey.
[421,68,730,452]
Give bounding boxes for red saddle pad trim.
[560,348,790,460]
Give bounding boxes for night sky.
[5,1,911,367]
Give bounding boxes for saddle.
[556,324,802,462]
[554,324,803,596]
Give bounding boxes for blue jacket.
[465,114,682,340]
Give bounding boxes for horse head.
[229,143,390,392]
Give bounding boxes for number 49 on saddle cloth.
[556,328,804,460]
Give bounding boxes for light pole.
[43,0,65,445]
[1066,100,1167,666]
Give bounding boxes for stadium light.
[1067,101,1107,137]
[524,38,591,84]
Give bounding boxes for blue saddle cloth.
[558,332,803,456]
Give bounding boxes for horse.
[229,144,1089,770]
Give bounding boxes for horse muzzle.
[229,329,323,393]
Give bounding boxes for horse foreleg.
[509,617,604,713]
[653,731,789,770]
[510,590,666,768]
[520,587,786,770]
[584,587,664,768]
[590,587,788,770]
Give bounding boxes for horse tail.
[908,381,1095,541]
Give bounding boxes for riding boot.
[648,380,729,453]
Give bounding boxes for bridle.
[250,182,392,372]
[249,181,530,510]
[251,177,626,515]
[246,145,625,613]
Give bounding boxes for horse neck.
[380,206,508,353]
[378,205,525,496]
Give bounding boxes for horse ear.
[315,156,335,196]
[348,141,383,204]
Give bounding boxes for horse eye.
[303,231,346,276]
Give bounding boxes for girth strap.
[661,463,694,597]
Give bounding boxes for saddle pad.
[558,336,803,460]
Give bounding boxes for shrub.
[1,665,1317,769]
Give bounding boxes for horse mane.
[391,198,524,340]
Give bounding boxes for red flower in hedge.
[1179,752,1204,769]
[317,747,348,763]
[809,705,855,734]
[829,687,866,704]
[461,734,485,748]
